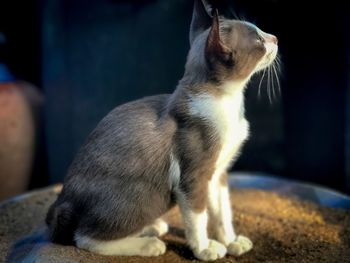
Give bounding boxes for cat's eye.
[256,36,264,44]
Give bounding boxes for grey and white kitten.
[46,0,278,261]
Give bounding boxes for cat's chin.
[254,63,272,74]
[254,57,277,73]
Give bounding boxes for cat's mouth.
[265,40,278,57]
[266,50,277,63]
[255,47,278,72]
[261,40,278,66]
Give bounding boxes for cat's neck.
[180,78,248,102]
[188,81,247,119]
[168,79,249,121]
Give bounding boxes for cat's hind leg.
[75,233,166,256]
[140,218,169,237]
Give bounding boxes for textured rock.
[1,185,349,262]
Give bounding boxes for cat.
[46,0,278,261]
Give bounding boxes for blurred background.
[0,0,349,201]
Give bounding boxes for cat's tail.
[46,201,77,245]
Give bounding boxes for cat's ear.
[205,10,232,65]
[189,0,212,46]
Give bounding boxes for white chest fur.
[188,84,249,176]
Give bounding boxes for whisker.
[275,56,282,92]
[272,62,281,96]
[258,68,267,99]
[267,65,272,104]
[275,55,282,74]
[270,65,276,101]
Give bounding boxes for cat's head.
[186,0,278,84]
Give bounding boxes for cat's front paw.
[140,237,166,257]
[194,240,227,261]
[227,235,253,256]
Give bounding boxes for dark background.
[0,0,349,193]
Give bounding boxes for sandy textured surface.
[1,185,349,263]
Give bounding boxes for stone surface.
[1,185,350,262]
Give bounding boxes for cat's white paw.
[140,237,166,256]
[194,240,227,261]
[141,219,169,237]
[227,235,253,256]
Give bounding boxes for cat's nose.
[268,34,278,45]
